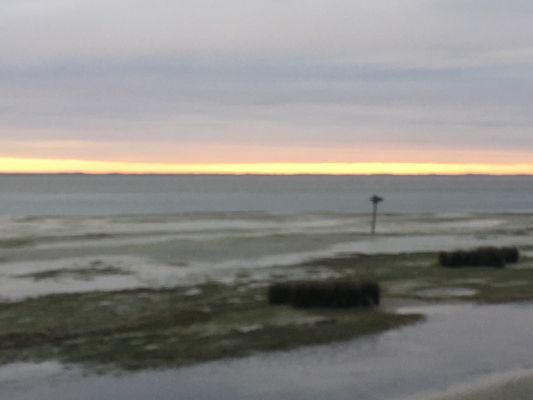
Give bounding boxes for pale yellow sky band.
[1,157,533,175]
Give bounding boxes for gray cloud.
[1,0,532,161]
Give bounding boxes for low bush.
[439,246,520,268]
[501,247,520,264]
[268,280,380,308]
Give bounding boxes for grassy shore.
[1,248,532,371]
[300,249,533,304]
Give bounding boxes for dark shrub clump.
[501,247,520,264]
[268,283,293,305]
[439,246,520,268]
[268,281,380,309]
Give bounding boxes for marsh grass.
[0,238,35,249]
[299,250,533,303]
[1,249,532,371]
[17,266,132,281]
[0,282,419,371]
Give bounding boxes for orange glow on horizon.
[1,157,533,175]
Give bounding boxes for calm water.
[1,174,533,304]
[0,174,532,215]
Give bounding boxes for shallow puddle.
[416,288,477,298]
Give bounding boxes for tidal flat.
[1,248,533,371]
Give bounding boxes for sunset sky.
[2,0,533,174]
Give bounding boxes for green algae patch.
[16,265,131,281]
[0,283,420,371]
[0,237,35,249]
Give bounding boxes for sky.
[1,0,533,174]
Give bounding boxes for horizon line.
[2,157,533,175]
[0,171,533,178]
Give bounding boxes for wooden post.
[370,195,383,235]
